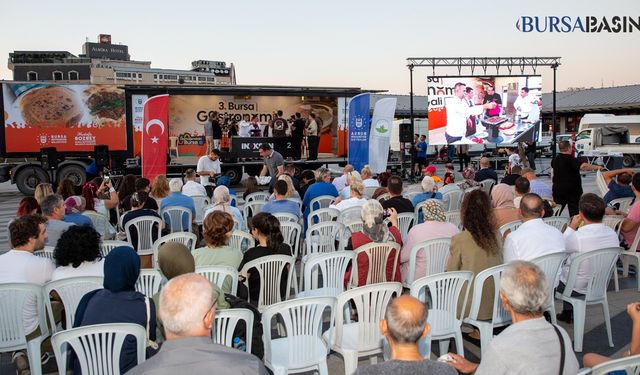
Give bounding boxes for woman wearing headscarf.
[62,196,94,228]
[456,167,481,191]
[491,183,521,229]
[401,199,459,284]
[345,200,403,286]
[74,246,157,374]
[204,185,245,230]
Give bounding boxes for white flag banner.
[368,98,397,173]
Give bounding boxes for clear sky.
[2,0,639,94]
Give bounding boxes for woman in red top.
[346,200,403,286]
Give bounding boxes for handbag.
[551,324,565,375]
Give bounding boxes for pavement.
[0,157,638,374]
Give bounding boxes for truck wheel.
[15,167,49,196]
[58,165,87,187]
[224,167,242,186]
[623,154,636,168]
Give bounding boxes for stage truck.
[1,82,403,195]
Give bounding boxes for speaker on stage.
[399,122,413,143]
[94,145,110,168]
[40,147,58,170]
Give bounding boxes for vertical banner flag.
[368,98,397,173]
[348,93,371,171]
[142,94,169,182]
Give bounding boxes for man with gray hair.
[41,194,74,246]
[448,261,579,374]
[181,168,207,198]
[354,295,456,375]
[129,273,267,375]
[159,178,196,232]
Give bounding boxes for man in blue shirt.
[160,178,196,232]
[302,167,339,231]
[63,196,95,228]
[262,180,301,219]
[602,168,635,205]
[415,135,428,173]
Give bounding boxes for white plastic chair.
[196,265,239,296]
[531,252,568,325]
[83,211,113,240]
[596,169,609,197]
[280,221,302,259]
[298,251,355,298]
[100,240,131,257]
[243,201,265,223]
[213,308,254,353]
[34,246,55,261]
[602,215,624,234]
[151,232,198,269]
[273,212,300,224]
[403,191,421,202]
[555,247,622,352]
[410,271,473,357]
[192,195,211,225]
[160,206,193,233]
[479,179,495,194]
[363,186,378,199]
[352,242,401,286]
[0,283,50,375]
[396,213,415,244]
[124,216,163,256]
[304,222,345,259]
[445,210,463,230]
[135,269,164,298]
[499,220,523,237]
[376,193,391,202]
[344,220,364,236]
[463,264,511,354]
[542,216,570,232]
[337,206,362,224]
[44,276,104,333]
[610,197,634,214]
[262,297,335,375]
[307,207,340,229]
[590,353,640,375]
[229,230,256,253]
[309,195,335,212]
[240,255,296,311]
[323,282,403,375]
[442,188,464,212]
[245,191,270,202]
[51,323,146,375]
[405,238,452,287]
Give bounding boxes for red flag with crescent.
[141,94,169,182]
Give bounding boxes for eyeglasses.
[203,299,217,321]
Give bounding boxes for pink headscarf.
[491,183,515,209]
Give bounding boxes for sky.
[2,0,639,95]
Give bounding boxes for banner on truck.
[348,93,371,171]
[427,76,542,146]
[2,83,127,153]
[368,97,396,173]
[166,95,338,156]
[141,95,169,182]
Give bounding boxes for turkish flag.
[141,95,169,182]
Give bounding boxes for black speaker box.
[40,147,58,170]
[400,122,413,143]
[94,145,110,168]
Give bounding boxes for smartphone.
[103,176,110,184]
[383,209,391,219]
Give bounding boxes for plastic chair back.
[242,201,265,222]
[0,282,49,351]
[479,179,495,194]
[100,240,131,257]
[196,265,239,295]
[240,255,296,311]
[499,220,523,237]
[561,247,622,302]
[396,213,415,243]
[309,195,335,212]
[363,186,378,199]
[245,191,270,202]
[273,212,299,224]
[135,269,164,298]
[44,276,103,332]
[124,216,163,256]
[192,195,210,225]
[610,197,634,214]
[213,308,254,353]
[603,215,624,234]
[338,206,362,224]
[34,246,55,261]
[353,242,401,286]
[160,206,192,233]
[304,222,344,257]
[152,232,198,268]
[466,264,511,326]
[445,210,462,230]
[82,211,111,239]
[590,353,640,375]
[407,238,452,286]
[302,251,356,295]
[542,217,569,232]
[442,188,464,212]
[307,207,340,229]
[229,230,256,254]
[280,221,302,259]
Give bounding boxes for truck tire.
[15,166,49,196]
[58,165,87,187]
[623,154,636,168]
[224,167,242,186]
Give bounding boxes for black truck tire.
[224,167,243,186]
[623,154,636,168]
[15,166,49,196]
[58,164,87,187]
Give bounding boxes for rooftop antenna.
[85,37,89,42]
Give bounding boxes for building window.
[68,71,79,80]
[27,71,38,81]
[52,71,63,81]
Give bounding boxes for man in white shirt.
[0,215,55,339]
[238,120,251,137]
[445,82,496,144]
[513,87,536,120]
[556,193,619,323]
[181,169,207,197]
[332,164,354,192]
[41,194,74,247]
[196,149,222,198]
[503,193,565,263]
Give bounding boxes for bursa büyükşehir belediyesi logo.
[516,16,640,33]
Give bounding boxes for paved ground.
[0,157,638,374]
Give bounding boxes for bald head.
[159,273,215,338]
[521,168,536,180]
[480,157,490,168]
[519,193,544,220]
[384,295,428,344]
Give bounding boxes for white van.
[575,114,640,167]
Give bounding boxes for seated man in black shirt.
[382,176,414,214]
[121,177,158,212]
[474,157,498,183]
[501,165,522,186]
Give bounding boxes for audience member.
[16,196,41,217]
[242,176,260,201]
[401,200,459,284]
[521,168,552,198]
[52,225,104,280]
[128,273,268,375]
[621,173,640,250]
[204,185,245,230]
[122,177,158,212]
[331,176,367,212]
[354,295,456,375]
[338,170,362,200]
[62,196,94,228]
[150,175,171,205]
[503,194,565,262]
[556,193,619,323]
[372,171,392,199]
[513,176,530,208]
[117,174,137,204]
[474,157,498,183]
[239,213,292,304]
[447,190,502,326]
[197,148,222,198]
[501,165,522,186]
[270,174,301,200]
[298,169,316,198]
[346,200,402,285]
[457,167,481,190]
[41,194,74,247]
[448,261,579,374]
[179,169,207,198]
[361,165,380,188]
[333,164,354,192]
[491,183,520,230]
[302,168,339,230]
[56,178,76,200]
[382,176,414,214]
[602,168,635,205]
[122,191,163,267]
[423,165,443,184]
[160,178,196,232]
[74,246,157,374]
[34,182,54,205]
[412,176,442,222]
[82,179,119,218]
[263,180,302,218]
[282,164,301,193]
